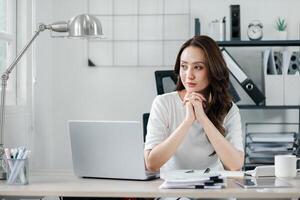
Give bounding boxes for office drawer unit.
[244,122,299,170]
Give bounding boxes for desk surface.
[0,170,300,199]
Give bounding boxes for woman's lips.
[186,82,196,87]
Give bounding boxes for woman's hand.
[183,93,195,124]
[189,92,207,123]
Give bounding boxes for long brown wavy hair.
[174,35,232,136]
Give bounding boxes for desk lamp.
[0,14,104,179]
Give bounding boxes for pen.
[185,170,194,173]
[11,148,17,159]
[204,168,210,174]
[4,148,13,170]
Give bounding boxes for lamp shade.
[68,14,103,38]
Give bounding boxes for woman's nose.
[187,69,194,79]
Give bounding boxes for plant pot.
[277,31,288,40]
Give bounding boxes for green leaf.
[276,17,287,31]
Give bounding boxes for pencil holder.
[6,158,29,185]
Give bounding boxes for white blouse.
[145,91,244,172]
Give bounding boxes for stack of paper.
[247,143,294,152]
[160,170,226,189]
[247,132,296,143]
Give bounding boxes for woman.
[144,35,244,172]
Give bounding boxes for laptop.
[69,120,159,180]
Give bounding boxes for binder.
[221,48,265,105]
[228,80,241,103]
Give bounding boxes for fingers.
[191,95,201,102]
[191,92,206,102]
[190,93,207,108]
[183,92,207,111]
[183,93,191,105]
[183,92,205,105]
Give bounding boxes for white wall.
[6,0,300,170]
[4,0,33,156]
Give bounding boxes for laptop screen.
[69,120,158,180]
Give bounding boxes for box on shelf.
[263,49,300,106]
[284,74,300,105]
[264,75,284,105]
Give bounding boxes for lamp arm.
[0,23,47,147]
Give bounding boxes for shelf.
[90,39,186,42]
[238,105,300,135]
[94,13,190,16]
[217,40,300,47]
[237,105,300,109]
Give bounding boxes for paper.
[161,170,243,180]
[161,170,217,180]
[247,146,294,152]
[264,48,277,75]
[160,181,225,189]
[159,170,244,189]
[282,50,292,75]
[248,142,294,149]
[247,132,295,143]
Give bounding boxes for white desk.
[0,170,300,199]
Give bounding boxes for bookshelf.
[218,40,300,47]
[219,40,300,170]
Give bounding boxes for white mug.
[275,155,300,178]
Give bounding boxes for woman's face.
[179,46,209,93]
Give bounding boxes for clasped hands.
[183,92,207,124]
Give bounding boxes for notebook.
[69,120,159,180]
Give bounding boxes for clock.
[247,20,263,40]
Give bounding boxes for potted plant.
[275,17,288,40]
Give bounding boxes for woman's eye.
[195,65,203,70]
[181,65,188,70]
